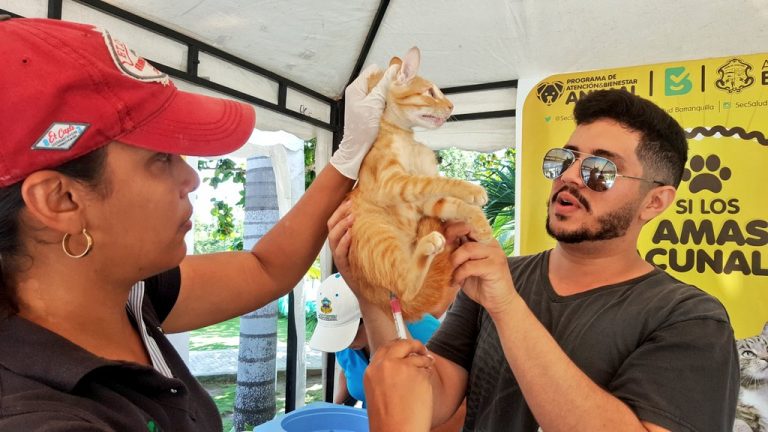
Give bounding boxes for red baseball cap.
[0,17,256,187]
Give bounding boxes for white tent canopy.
[5,0,768,155]
[10,0,767,96]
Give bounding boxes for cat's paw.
[458,182,488,206]
[467,209,493,242]
[417,231,446,256]
[472,223,494,243]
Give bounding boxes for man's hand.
[364,339,434,432]
[446,222,519,318]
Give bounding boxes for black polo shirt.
[0,268,221,431]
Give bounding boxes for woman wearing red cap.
[0,16,395,431]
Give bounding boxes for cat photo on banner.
[735,322,768,432]
[346,47,493,321]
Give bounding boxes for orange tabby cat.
[347,47,493,321]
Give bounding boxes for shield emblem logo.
[715,58,755,93]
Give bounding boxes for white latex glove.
[330,64,398,179]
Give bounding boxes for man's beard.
[546,200,637,244]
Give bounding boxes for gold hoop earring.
[62,228,93,259]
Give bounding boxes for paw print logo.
[681,155,732,193]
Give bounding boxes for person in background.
[309,273,465,431]
[330,89,739,431]
[0,16,395,432]
[309,273,370,406]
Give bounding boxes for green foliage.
[193,221,243,254]
[304,257,321,280]
[472,147,516,176]
[476,150,516,255]
[197,158,246,251]
[199,158,246,194]
[196,138,318,254]
[277,295,319,324]
[438,147,517,254]
[492,213,516,255]
[436,147,475,180]
[477,162,515,225]
[304,137,317,190]
[276,316,318,343]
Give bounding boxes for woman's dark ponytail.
[0,182,24,319]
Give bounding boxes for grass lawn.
[189,317,241,351]
[203,378,236,430]
[190,316,317,351]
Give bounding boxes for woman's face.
[84,142,199,282]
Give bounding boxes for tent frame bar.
[0,8,21,18]
[75,0,334,105]
[346,0,391,87]
[443,79,518,94]
[48,0,62,19]
[451,109,516,122]
[66,0,338,131]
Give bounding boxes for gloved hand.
[330,63,398,179]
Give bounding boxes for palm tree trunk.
[233,156,279,430]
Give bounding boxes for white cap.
[309,273,362,353]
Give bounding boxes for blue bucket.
[280,405,369,432]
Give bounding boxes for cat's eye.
[426,88,436,98]
[741,350,757,358]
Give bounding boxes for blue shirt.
[335,314,440,406]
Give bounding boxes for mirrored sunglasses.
[542,148,664,192]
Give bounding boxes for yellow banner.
[520,54,768,337]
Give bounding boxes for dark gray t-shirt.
[428,251,739,432]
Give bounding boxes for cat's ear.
[762,321,768,336]
[396,47,420,83]
[388,56,403,81]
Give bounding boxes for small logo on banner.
[99,28,169,85]
[715,58,755,93]
[536,81,564,105]
[664,66,692,96]
[681,154,732,194]
[32,123,89,150]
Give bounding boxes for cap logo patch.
[32,123,89,150]
[318,297,336,320]
[99,29,169,85]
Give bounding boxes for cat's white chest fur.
[742,387,768,416]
